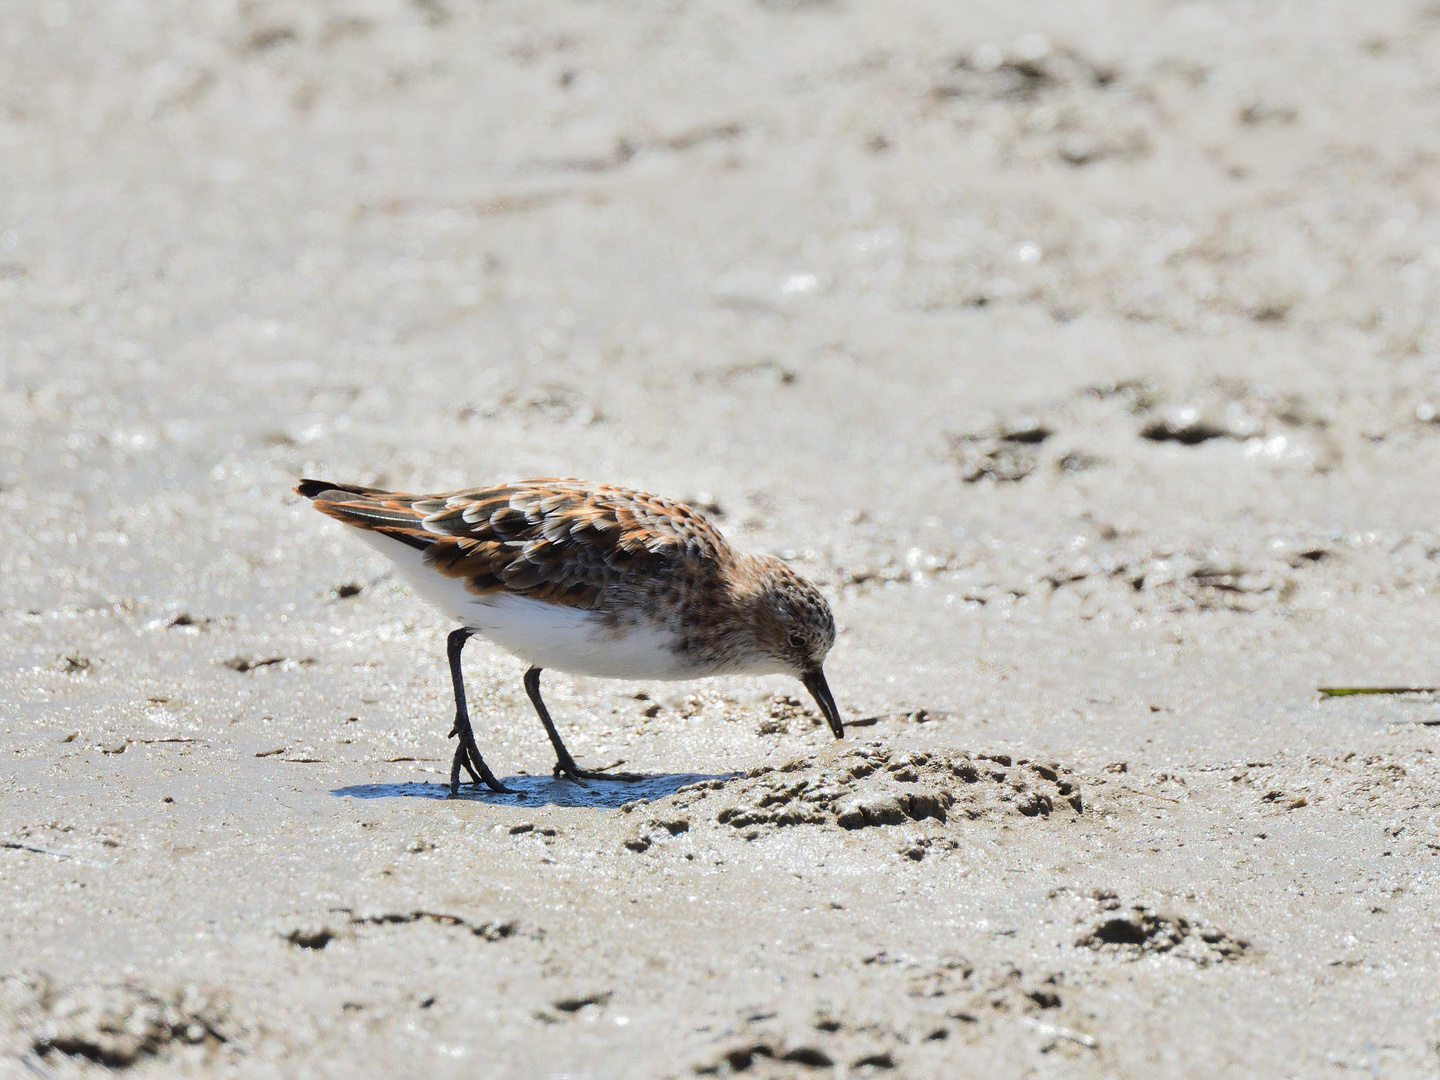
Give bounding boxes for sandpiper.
[295,478,844,794]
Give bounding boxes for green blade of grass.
[1318,686,1440,697]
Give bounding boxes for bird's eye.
[787,630,806,649]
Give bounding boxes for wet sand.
[3,0,1440,1076]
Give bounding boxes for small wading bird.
[296,478,844,794]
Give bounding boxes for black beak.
[801,668,844,740]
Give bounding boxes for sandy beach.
[3,0,1440,1075]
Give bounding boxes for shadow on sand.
[331,771,735,810]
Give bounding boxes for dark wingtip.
[295,478,395,500]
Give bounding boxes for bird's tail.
[294,479,434,551]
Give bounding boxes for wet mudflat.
[3,0,1440,1076]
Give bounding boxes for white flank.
[356,530,697,679]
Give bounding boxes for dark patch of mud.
[5,974,228,1069]
[282,909,523,950]
[626,742,1082,847]
[1077,892,1249,965]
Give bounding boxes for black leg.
[446,628,513,795]
[523,667,646,783]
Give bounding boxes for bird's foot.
[552,759,647,784]
[448,742,515,796]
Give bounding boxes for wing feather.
[295,477,733,609]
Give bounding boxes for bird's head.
[747,556,843,739]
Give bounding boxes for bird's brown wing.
[296,478,733,609]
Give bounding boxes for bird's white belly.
[465,592,692,679]
[358,530,694,679]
